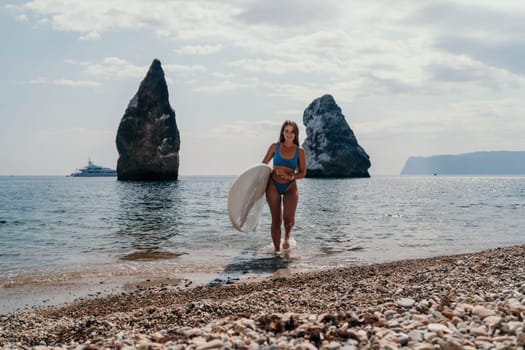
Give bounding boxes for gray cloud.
[237,0,340,27]
[359,73,417,96]
[412,2,525,34]
[436,36,525,75]
[411,2,525,75]
[427,63,486,82]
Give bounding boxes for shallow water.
[1,175,524,311]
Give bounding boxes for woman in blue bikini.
[262,120,307,253]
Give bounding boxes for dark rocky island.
[302,95,370,178]
[116,59,180,180]
[401,151,525,175]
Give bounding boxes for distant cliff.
[401,151,525,175]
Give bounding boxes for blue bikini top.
[273,143,299,169]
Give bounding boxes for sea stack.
[302,94,371,178]
[116,59,180,180]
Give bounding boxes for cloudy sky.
[1,0,524,176]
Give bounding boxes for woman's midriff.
[271,166,294,184]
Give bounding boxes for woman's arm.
[262,143,277,164]
[293,148,307,180]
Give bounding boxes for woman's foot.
[282,234,290,250]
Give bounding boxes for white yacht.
[70,159,117,177]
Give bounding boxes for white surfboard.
[228,163,272,232]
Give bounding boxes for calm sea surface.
[1,175,524,302]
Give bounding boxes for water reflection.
[115,181,182,251]
[299,178,366,254]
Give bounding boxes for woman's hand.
[273,168,294,181]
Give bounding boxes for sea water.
[1,175,524,310]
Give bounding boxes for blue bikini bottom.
[271,178,293,195]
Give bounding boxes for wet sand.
[1,245,525,349]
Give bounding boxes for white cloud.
[231,57,339,75]
[16,1,525,95]
[21,0,243,41]
[28,77,48,84]
[64,59,90,66]
[84,57,147,79]
[175,44,224,55]
[53,79,100,87]
[79,31,100,41]
[5,4,20,10]
[28,77,100,87]
[163,64,207,75]
[193,80,255,93]
[211,72,236,79]
[80,57,206,80]
[15,14,28,21]
[356,96,525,150]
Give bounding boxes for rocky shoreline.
[1,245,525,349]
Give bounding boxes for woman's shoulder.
[265,142,278,154]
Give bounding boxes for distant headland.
[401,151,525,175]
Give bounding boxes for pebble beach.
[2,245,525,349]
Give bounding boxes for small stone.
[411,314,429,324]
[517,332,525,346]
[184,328,203,337]
[277,340,290,349]
[432,310,447,320]
[424,332,438,342]
[326,341,341,350]
[413,343,436,350]
[438,339,463,350]
[468,325,488,336]
[300,342,318,350]
[441,310,455,320]
[503,321,523,334]
[387,319,400,328]
[492,335,515,342]
[196,339,224,350]
[192,337,207,346]
[232,339,244,348]
[384,310,397,320]
[461,303,474,313]
[242,318,256,330]
[340,345,357,350]
[408,330,424,342]
[427,323,451,333]
[150,331,165,342]
[395,332,409,346]
[508,302,525,313]
[472,305,496,318]
[397,298,416,308]
[483,315,502,327]
[348,329,368,342]
[248,342,260,350]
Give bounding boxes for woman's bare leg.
[266,182,283,252]
[282,182,298,249]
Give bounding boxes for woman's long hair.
[279,120,300,146]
